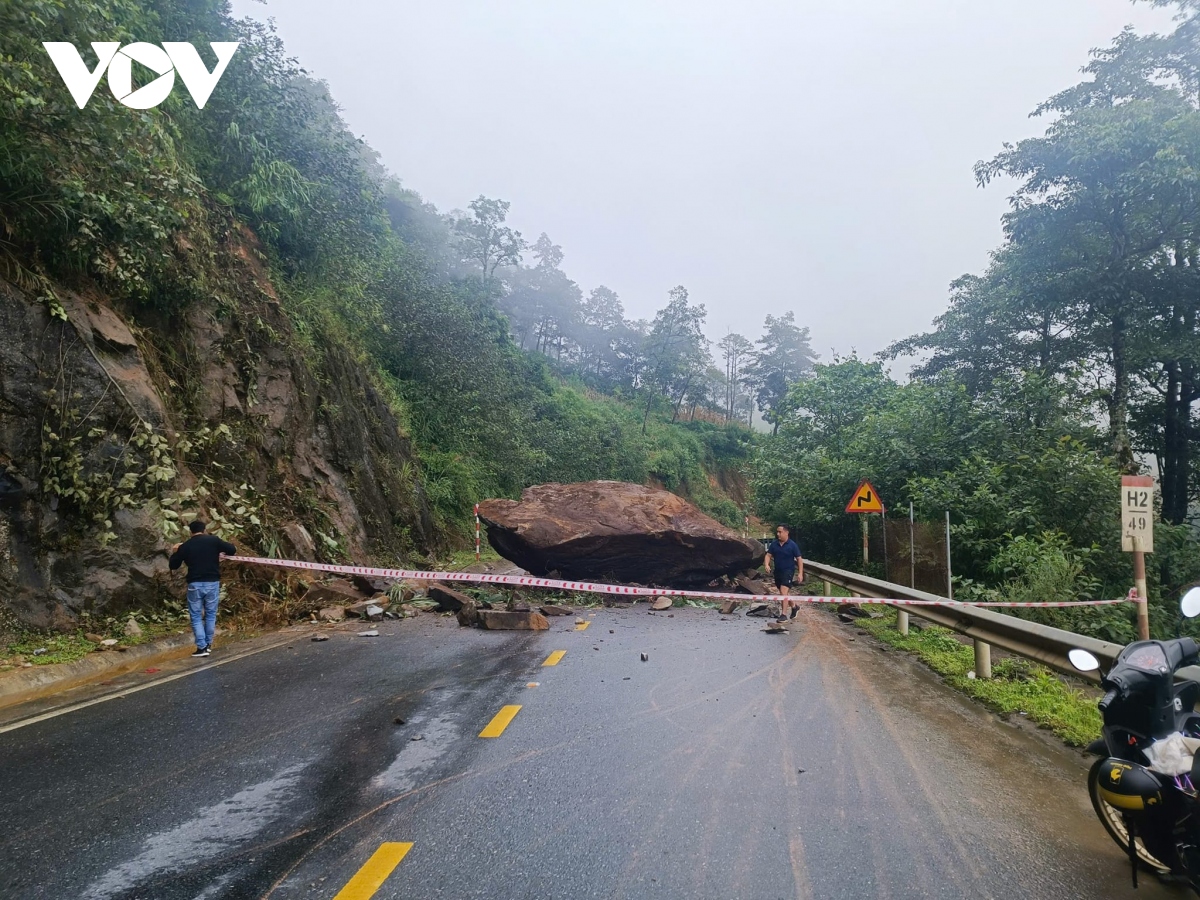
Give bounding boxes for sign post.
[475,503,481,563]
[846,480,884,569]
[1121,475,1154,641]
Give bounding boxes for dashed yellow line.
[542,650,567,666]
[576,621,590,631]
[332,842,412,900]
[479,704,522,738]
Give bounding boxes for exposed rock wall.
[0,233,433,629]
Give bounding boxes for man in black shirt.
[169,521,236,657]
[764,524,803,622]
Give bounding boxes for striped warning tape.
[225,555,1133,609]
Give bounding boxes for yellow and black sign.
[845,480,884,514]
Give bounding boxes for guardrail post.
[897,609,909,636]
[974,639,991,679]
[823,580,832,598]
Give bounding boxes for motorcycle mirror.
[1182,587,1200,619]
[1068,648,1101,672]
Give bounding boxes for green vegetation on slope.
[1,0,755,574]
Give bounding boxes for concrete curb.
[0,632,198,712]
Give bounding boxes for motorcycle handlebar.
[1099,689,1119,712]
[1182,637,1200,667]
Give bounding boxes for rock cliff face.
[0,231,433,629]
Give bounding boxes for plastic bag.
[1144,731,1200,776]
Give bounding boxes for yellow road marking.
[332,842,412,900]
[576,621,590,631]
[542,650,566,666]
[479,704,522,737]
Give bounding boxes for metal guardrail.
[805,560,1126,684]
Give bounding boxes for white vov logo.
[42,41,240,109]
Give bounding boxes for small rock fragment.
[358,629,380,637]
[650,597,673,611]
[312,635,330,642]
[456,599,479,628]
[410,734,424,741]
[124,617,143,637]
[100,638,119,647]
[394,717,406,725]
[540,604,574,617]
[85,633,105,643]
[317,606,345,622]
[640,652,648,661]
[33,648,47,656]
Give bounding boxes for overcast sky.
[230,0,1176,369]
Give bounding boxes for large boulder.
[478,481,764,587]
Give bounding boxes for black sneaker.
[192,647,210,657]
[775,616,788,624]
[204,644,213,653]
[789,607,799,619]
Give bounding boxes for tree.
[577,285,626,382]
[717,332,754,424]
[744,312,817,433]
[887,255,1089,399]
[453,196,525,281]
[640,286,708,434]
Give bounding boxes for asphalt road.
[0,605,1183,900]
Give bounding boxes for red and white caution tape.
[225,555,1134,609]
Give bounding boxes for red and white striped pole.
[474,503,481,562]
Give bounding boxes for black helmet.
[1096,759,1164,813]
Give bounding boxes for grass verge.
[0,612,190,671]
[854,606,1102,747]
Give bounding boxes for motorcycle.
[1071,587,1200,892]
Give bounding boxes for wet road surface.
[0,605,1184,899]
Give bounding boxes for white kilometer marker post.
[1121,475,1154,641]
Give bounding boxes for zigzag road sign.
[846,481,884,514]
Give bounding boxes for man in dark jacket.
[764,524,803,622]
[169,520,236,657]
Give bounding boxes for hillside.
[0,0,752,630]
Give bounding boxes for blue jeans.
[186,581,220,649]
